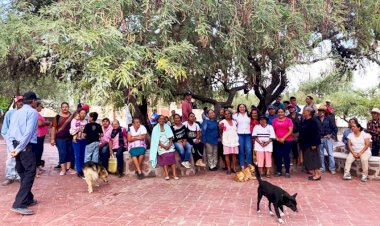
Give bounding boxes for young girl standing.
[252,116,276,177]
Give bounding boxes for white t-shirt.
[347,131,371,153]
[233,113,251,134]
[183,121,200,140]
[252,124,276,152]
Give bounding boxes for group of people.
[1,90,378,215]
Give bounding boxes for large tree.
[1,0,380,124]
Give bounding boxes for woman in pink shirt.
[272,108,293,178]
[109,120,128,177]
[34,102,50,176]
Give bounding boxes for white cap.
[371,108,380,114]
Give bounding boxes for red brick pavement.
[0,141,379,226]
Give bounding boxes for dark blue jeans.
[372,141,380,156]
[56,138,72,164]
[72,140,86,174]
[99,145,110,170]
[275,141,292,174]
[238,134,253,167]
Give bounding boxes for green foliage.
[0,0,379,114]
[0,96,11,112]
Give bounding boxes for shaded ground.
[0,140,379,226]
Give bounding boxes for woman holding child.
[71,109,88,177]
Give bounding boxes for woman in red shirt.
[34,102,50,176]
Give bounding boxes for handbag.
[108,154,117,174]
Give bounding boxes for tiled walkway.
[0,142,379,226]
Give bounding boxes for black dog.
[254,164,298,224]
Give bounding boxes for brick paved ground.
[0,141,379,226]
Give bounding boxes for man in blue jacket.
[1,96,24,186]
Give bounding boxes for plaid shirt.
[365,120,380,142]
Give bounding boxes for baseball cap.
[287,104,295,109]
[184,91,192,96]
[23,91,40,101]
[15,96,24,102]
[81,103,90,111]
[267,105,275,110]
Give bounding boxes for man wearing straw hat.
[365,108,380,156]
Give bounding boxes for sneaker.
[361,175,368,182]
[185,161,191,169]
[59,171,66,176]
[275,172,282,177]
[330,170,336,175]
[1,179,14,186]
[343,173,352,180]
[320,168,325,173]
[285,173,291,178]
[181,162,187,168]
[10,208,34,215]
[27,199,38,207]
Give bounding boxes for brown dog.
[83,161,109,193]
[234,164,256,182]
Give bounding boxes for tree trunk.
[123,89,153,133]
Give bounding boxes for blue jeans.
[72,140,86,174]
[99,145,110,170]
[274,141,292,174]
[174,141,192,162]
[85,141,100,163]
[56,139,72,164]
[5,146,20,180]
[238,134,253,167]
[319,138,335,171]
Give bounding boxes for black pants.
[372,141,380,157]
[33,136,45,167]
[274,141,292,174]
[188,139,204,162]
[99,145,110,170]
[291,141,299,160]
[13,144,36,208]
[113,147,124,174]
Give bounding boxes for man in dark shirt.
[83,112,103,163]
[316,105,338,174]
[287,105,302,165]
[365,108,380,156]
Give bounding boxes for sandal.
[173,176,179,180]
[59,171,66,176]
[308,176,321,181]
[164,176,170,180]
[66,169,77,175]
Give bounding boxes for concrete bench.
[331,144,380,180]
